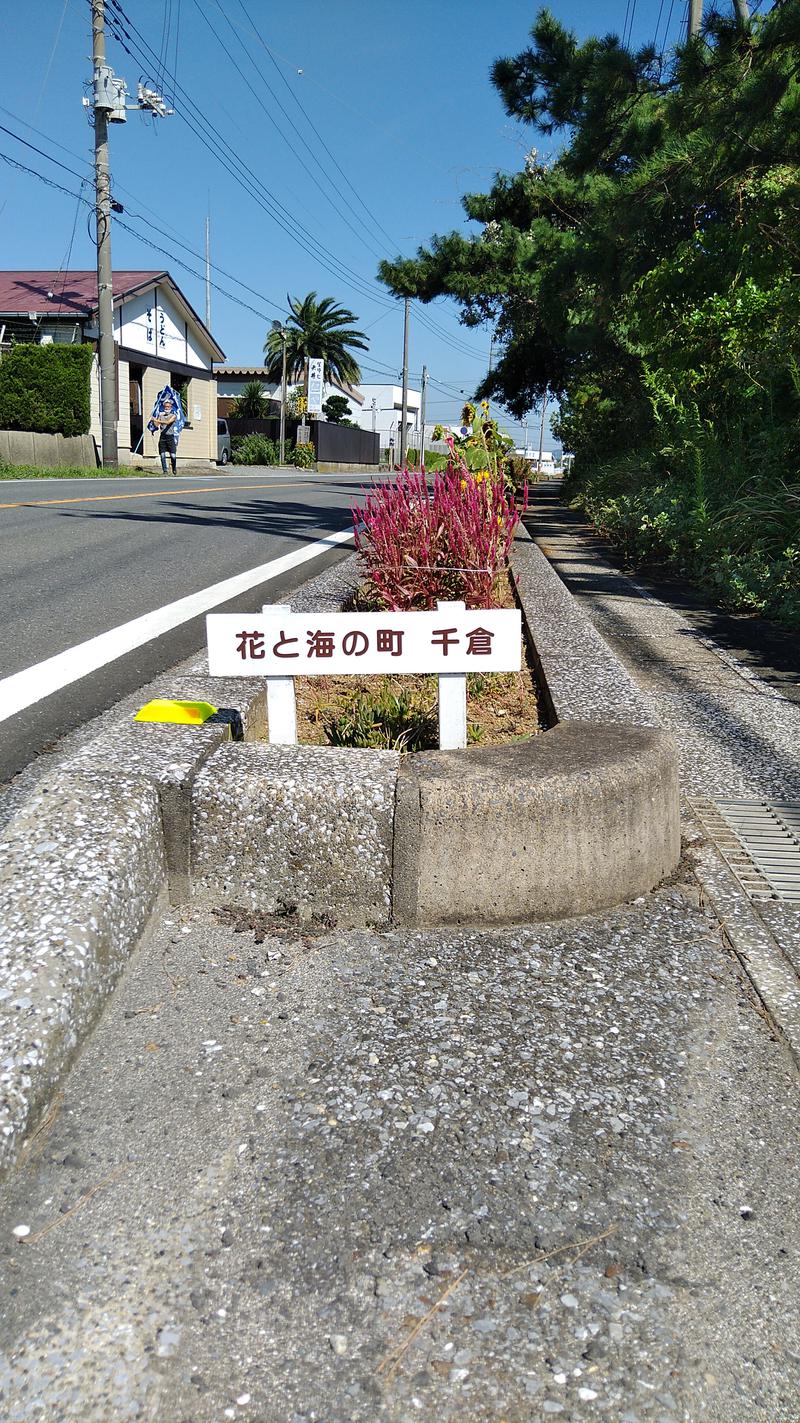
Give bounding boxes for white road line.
[0,527,354,723]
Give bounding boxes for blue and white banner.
[147,385,186,436]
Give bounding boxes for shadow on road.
[52,495,358,544]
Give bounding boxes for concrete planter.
[0,530,679,1177]
[188,531,680,928]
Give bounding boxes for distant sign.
[207,609,521,677]
[307,357,324,414]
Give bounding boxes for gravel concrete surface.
[2,489,799,1421]
[0,876,797,1423]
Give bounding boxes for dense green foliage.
[321,394,354,425]
[380,5,800,625]
[0,344,94,437]
[264,294,368,388]
[231,433,280,465]
[292,440,316,468]
[0,463,107,479]
[323,680,437,752]
[230,380,270,418]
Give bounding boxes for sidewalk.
[526,481,800,1060]
[0,491,797,1422]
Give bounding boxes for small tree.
[286,387,307,419]
[321,394,352,424]
[230,379,268,418]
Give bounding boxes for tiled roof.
[0,271,165,316]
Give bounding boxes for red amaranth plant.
[353,461,525,610]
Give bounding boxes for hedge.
[0,343,94,437]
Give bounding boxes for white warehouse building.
[347,384,422,448]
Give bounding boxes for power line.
[105,0,397,312]
[653,0,667,53]
[234,0,399,258]
[0,144,288,327]
[189,0,389,266]
[0,141,480,395]
[0,121,90,185]
[107,0,493,365]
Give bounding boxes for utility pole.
[204,215,212,330]
[688,0,703,39]
[87,3,172,467]
[399,296,410,469]
[419,364,428,471]
[91,0,118,467]
[279,329,288,465]
[537,392,549,474]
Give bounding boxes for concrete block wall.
[0,430,97,468]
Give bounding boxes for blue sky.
[0,1,691,447]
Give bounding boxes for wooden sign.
[207,608,521,678]
[206,602,521,750]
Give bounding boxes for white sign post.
[262,603,297,744]
[436,601,468,749]
[207,604,521,750]
[307,357,324,416]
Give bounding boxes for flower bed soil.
[293,573,546,751]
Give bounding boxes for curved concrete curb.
[392,722,680,925]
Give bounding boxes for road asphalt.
[0,469,368,784]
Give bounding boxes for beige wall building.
[0,270,225,467]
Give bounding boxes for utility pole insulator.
[136,83,174,118]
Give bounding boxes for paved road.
[0,470,370,784]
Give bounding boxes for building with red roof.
[0,271,225,466]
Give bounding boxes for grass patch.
[295,663,543,751]
[0,463,181,479]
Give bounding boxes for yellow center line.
[0,480,317,511]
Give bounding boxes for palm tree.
[264,293,368,390]
[230,378,268,418]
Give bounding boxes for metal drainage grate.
[690,798,800,904]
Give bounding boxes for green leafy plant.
[292,440,315,468]
[322,680,436,751]
[377,7,800,627]
[264,294,368,388]
[0,343,93,436]
[321,394,352,424]
[231,433,279,465]
[230,379,269,418]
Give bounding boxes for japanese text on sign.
[207,610,521,677]
[307,357,324,415]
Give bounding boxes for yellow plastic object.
[134,698,218,725]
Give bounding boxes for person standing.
[147,387,185,473]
